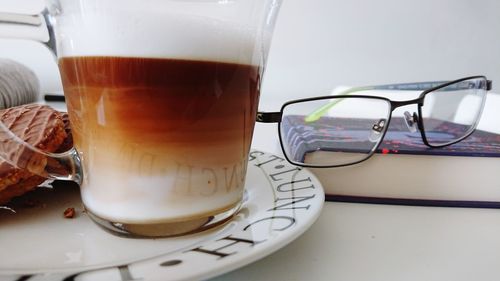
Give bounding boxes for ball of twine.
[0,58,40,109]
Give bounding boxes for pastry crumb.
[64,207,76,218]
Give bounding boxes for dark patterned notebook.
[281,115,500,208]
[282,115,500,159]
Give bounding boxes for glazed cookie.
[0,104,68,204]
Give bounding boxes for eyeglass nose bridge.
[369,118,387,142]
[403,111,418,133]
[389,97,424,111]
[389,97,425,131]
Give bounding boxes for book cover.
[281,115,500,207]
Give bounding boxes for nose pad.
[369,118,387,142]
[404,111,418,133]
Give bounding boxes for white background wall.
[264,0,500,107]
[0,0,499,110]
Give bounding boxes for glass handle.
[0,8,77,183]
[0,120,82,184]
[0,9,57,56]
[0,12,43,26]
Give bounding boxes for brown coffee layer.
[60,57,260,176]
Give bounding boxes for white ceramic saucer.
[0,150,324,281]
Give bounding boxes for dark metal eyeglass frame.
[256,75,492,168]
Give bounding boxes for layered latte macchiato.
[59,57,259,231]
[49,0,275,237]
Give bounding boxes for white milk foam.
[81,169,244,223]
[55,0,260,65]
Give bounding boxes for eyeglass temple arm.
[304,86,373,122]
[372,80,492,91]
[256,111,282,123]
[255,86,377,123]
[304,79,493,122]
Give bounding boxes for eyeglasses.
[257,76,492,168]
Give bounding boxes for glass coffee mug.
[0,0,282,237]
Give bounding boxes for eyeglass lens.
[421,77,488,146]
[280,97,392,167]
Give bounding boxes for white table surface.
[209,121,500,281]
